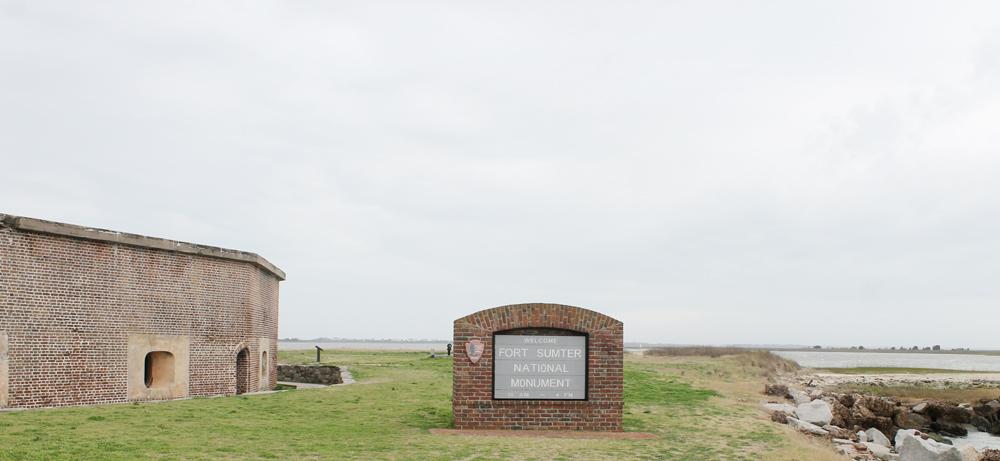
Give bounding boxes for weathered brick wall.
[0,215,282,410]
[453,303,624,431]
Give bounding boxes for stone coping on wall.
[429,429,659,440]
[453,399,625,406]
[0,213,285,280]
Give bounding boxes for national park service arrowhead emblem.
[465,339,484,364]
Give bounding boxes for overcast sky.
[3,1,1000,348]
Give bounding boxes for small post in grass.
[315,345,323,363]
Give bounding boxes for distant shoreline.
[778,348,1000,355]
[279,340,999,354]
[279,339,449,344]
[628,344,1000,355]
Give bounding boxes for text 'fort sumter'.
[493,335,586,400]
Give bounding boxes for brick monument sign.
[452,303,623,431]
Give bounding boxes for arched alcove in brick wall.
[452,303,624,431]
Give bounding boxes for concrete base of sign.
[429,429,659,439]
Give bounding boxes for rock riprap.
[760,385,999,461]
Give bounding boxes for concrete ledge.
[453,399,624,406]
[0,214,285,280]
[429,429,659,439]
[276,381,327,389]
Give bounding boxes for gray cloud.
[2,1,1000,347]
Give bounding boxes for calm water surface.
[947,429,1000,450]
[772,351,1000,372]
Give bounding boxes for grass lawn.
[0,350,844,460]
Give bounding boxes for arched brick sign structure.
[452,303,623,431]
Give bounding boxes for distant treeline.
[279,338,450,343]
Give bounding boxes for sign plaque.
[466,339,484,363]
[493,334,586,400]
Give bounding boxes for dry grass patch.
[631,354,841,460]
[644,346,752,357]
[644,347,800,380]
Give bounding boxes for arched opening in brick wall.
[144,351,175,389]
[235,348,249,395]
[259,350,269,389]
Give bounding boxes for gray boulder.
[796,400,834,426]
[866,428,892,448]
[898,432,963,461]
[824,425,856,440]
[786,416,829,436]
[789,388,812,405]
[837,444,860,458]
[762,403,798,415]
[956,445,982,461]
[862,442,891,459]
[896,429,920,450]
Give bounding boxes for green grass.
[624,368,719,405]
[0,350,794,460]
[816,367,993,374]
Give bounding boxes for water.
[278,341,451,351]
[946,427,1000,450]
[772,351,1000,372]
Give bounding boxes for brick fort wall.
[453,303,623,431]
[0,214,284,410]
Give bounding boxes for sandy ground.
[781,372,1000,388]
